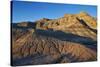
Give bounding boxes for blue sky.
[12,1,97,23]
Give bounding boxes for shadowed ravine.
[35,29,96,46]
[35,29,97,51]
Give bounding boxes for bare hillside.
[11,12,97,66]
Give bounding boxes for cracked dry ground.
[11,29,97,66]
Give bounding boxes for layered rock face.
[11,12,97,66]
[36,12,97,40]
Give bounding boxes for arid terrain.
[11,12,97,66]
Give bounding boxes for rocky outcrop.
[77,12,97,29]
[35,12,97,40]
[12,22,36,29]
